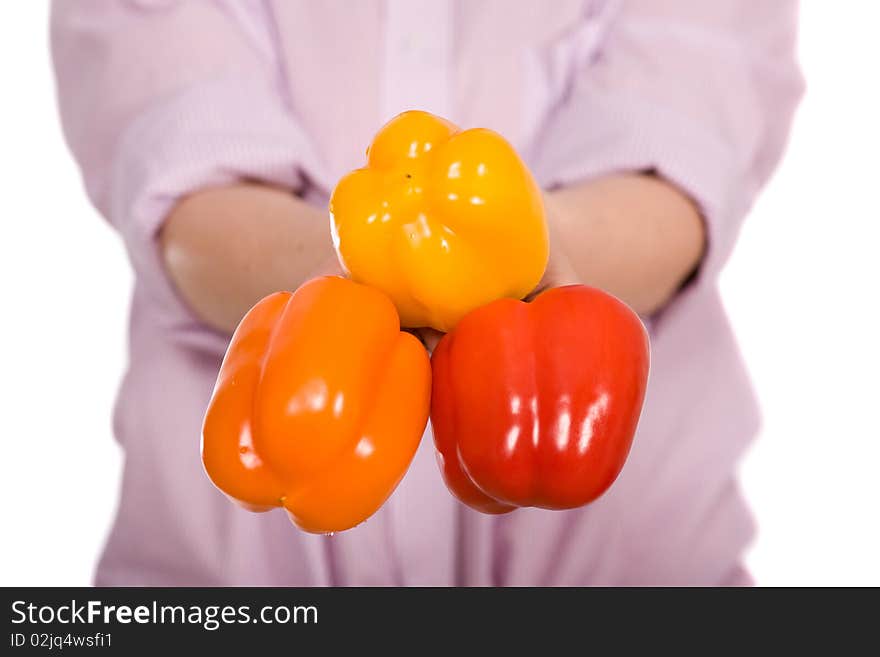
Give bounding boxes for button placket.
[380,1,457,584]
[381,0,453,122]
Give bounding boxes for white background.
[1,4,878,586]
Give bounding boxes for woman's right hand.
[161,183,339,333]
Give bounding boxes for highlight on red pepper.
[201,276,432,534]
[430,285,650,514]
[329,109,549,332]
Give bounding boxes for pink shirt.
[51,0,803,585]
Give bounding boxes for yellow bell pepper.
[329,110,549,332]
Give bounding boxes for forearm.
[159,173,703,334]
[545,173,706,316]
[160,183,337,333]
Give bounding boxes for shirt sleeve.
[50,0,328,321]
[530,0,805,288]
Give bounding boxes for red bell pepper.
[431,285,650,513]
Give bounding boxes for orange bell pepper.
[201,276,431,534]
[329,110,549,332]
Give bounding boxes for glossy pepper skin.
[201,276,431,534]
[329,110,549,332]
[431,285,650,514]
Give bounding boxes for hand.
[161,183,344,333]
[528,195,581,298]
[307,252,347,280]
[539,175,706,315]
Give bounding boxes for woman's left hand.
[527,201,581,298]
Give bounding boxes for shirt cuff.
[530,89,748,291]
[108,75,331,332]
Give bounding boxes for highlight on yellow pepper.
[329,110,549,332]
